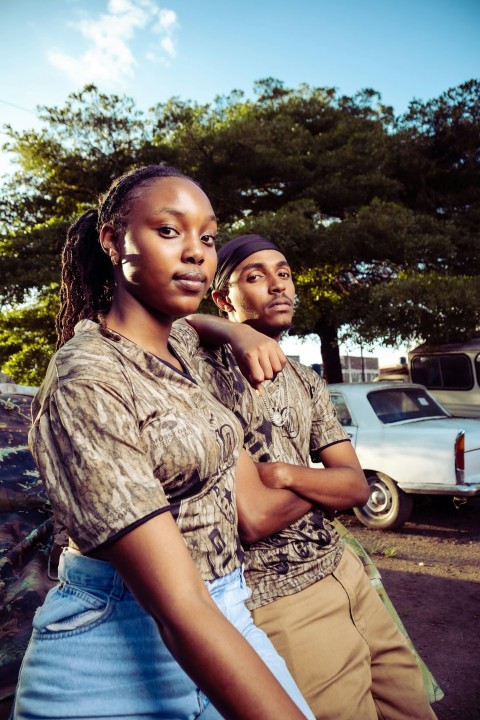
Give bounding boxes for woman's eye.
[158,226,177,237]
[202,234,217,246]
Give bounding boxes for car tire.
[353,472,413,530]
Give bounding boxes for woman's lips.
[174,272,207,292]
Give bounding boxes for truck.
[376,337,480,418]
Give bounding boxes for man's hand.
[256,444,371,511]
[185,314,287,393]
[226,324,287,393]
[255,461,290,489]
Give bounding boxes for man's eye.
[279,271,291,279]
[247,273,263,282]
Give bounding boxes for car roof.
[328,382,427,394]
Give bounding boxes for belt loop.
[239,564,246,589]
[110,569,127,600]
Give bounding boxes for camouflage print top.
[171,321,350,610]
[29,320,244,580]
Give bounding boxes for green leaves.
[0,287,59,385]
[1,79,478,384]
[358,274,480,347]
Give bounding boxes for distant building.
[341,355,379,383]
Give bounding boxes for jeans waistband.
[59,548,244,599]
[204,565,245,596]
[58,549,126,598]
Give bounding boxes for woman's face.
[105,176,218,320]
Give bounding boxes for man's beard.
[265,320,293,340]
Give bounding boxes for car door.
[329,391,358,448]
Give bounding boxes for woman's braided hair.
[56,164,190,348]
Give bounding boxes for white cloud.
[156,9,177,32]
[148,7,178,65]
[161,36,176,59]
[47,0,178,88]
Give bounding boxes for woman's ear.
[211,290,234,314]
[100,224,121,266]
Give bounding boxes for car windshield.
[367,387,449,424]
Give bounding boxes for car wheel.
[353,472,413,530]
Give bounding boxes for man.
[182,234,438,720]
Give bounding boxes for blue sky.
[1,0,479,365]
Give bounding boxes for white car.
[327,382,480,529]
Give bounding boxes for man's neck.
[243,320,289,343]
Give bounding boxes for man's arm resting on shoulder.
[255,441,370,510]
[185,314,286,392]
[236,450,313,544]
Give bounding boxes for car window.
[330,393,353,426]
[0,394,33,448]
[476,354,480,387]
[367,388,448,424]
[411,354,473,390]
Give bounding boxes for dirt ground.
[339,495,480,720]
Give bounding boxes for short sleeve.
[29,380,170,553]
[309,376,350,460]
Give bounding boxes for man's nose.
[270,275,286,292]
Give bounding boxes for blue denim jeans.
[12,550,313,719]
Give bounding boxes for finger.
[269,347,287,375]
[236,355,267,391]
[255,353,276,382]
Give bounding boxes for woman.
[12,165,313,720]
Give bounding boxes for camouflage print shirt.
[171,320,350,609]
[29,320,244,581]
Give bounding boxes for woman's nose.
[182,235,205,264]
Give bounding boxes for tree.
[0,85,159,303]
[1,79,479,383]
[150,80,400,380]
[0,85,162,382]
[393,79,480,224]
[359,273,480,347]
[0,287,58,385]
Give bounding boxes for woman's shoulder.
[56,321,122,374]
[39,321,129,399]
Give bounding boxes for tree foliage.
[0,85,160,303]
[359,274,480,346]
[1,79,479,383]
[0,287,58,385]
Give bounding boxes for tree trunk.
[316,323,343,383]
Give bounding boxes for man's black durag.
[212,234,282,291]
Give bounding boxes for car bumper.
[400,484,480,496]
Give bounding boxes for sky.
[1,0,479,367]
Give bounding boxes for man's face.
[216,249,295,338]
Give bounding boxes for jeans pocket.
[33,583,111,634]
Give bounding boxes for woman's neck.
[105,305,180,368]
